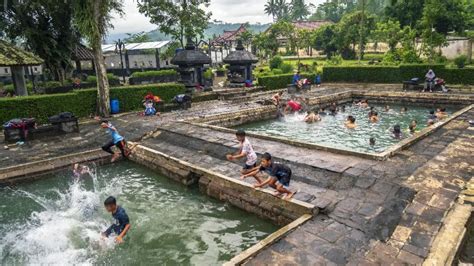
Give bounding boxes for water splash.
[0,165,114,265]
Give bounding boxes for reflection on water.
[240,103,454,153]
[0,162,277,265]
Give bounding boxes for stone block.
[397,250,423,264]
[391,226,412,242]
[355,176,376,189]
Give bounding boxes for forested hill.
[146,22,271,41]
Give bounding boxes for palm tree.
[275,0,291,21]
[73,0,123,117]
[264,0,278,22]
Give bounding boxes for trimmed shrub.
[130,69,177,78]
[269,56,283,70]
[441,68,474,85]
[272,69,283,75]
[0,83,186,125]
[323,66,400,83]
[280,63,294,74]
[258,73,316,90]
[322,64,474,84]
[454,55,468,69]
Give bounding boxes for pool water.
[0,162,277,265]
[239,103,455,153]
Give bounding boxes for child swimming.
[369,112,379,123]
[73,163,91,179]
[304,111,321,123]
[102,196,130,244]
[408,120,418,134]
[243,153,295,200]
[392,125,403,139]
[345,116,357,129]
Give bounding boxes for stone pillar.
[11,65,28,96]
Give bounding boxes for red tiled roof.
[292,20,332,31]
[212,24,247,45]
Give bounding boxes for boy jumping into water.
[242,153,296,200]
[102,196,130,244]
[227,130,261,183]
[98,119,130,162]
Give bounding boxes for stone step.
[141,137,336,205]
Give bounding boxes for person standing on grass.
[227,130,261,183]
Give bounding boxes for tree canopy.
[137,0,211,47]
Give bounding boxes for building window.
[149,61,153,67]
[33,67,38,72]
[4,68,8,74]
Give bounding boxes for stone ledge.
[0,149,110,185]
[423,202,472,265]
[224,214,313,266]
[129,144,316,225]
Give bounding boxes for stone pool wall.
[0,149,110,186]
[130,144,315,226]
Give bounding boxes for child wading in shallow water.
[242,153,296,200]
[102,196,130,244]
[227,130,261,183]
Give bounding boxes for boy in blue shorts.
[242,152,295,199]
[99,120,130,162]
[102,196,131,244]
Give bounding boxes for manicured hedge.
[323,66,400,83]
[323,65,474,85]
[258,73,316,90]
[130,69,177,78]
[0,83,186,125]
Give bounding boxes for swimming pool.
[0,161,277,265]
[238,103,456,154]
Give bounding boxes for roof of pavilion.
[211,24,247,45]
[0,40,43,67]
[101,41,172,53]
[72,44,94,61]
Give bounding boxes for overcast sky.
[110,0,325,34]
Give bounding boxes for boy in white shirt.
[226,130,262,183]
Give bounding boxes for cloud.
[110,0,326,34]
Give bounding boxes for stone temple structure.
[223,40,258,86]
[171,38,212,89]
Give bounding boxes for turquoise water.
[0,162,277,265]
[239,103,456,153]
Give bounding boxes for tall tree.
[310,0,357,22]
[385,0,426,28]
[264,0,278,22]
[0,0,81,84]
[420,0,474,61]
[137,0,211,48]
[73,0,123,117]
[290,0,309,21]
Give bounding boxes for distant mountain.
[107,22,271,43]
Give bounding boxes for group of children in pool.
[272,91,450,145]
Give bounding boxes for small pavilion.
[0,40,43,96]
[171,38,212,88]
[223,40,258,86]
